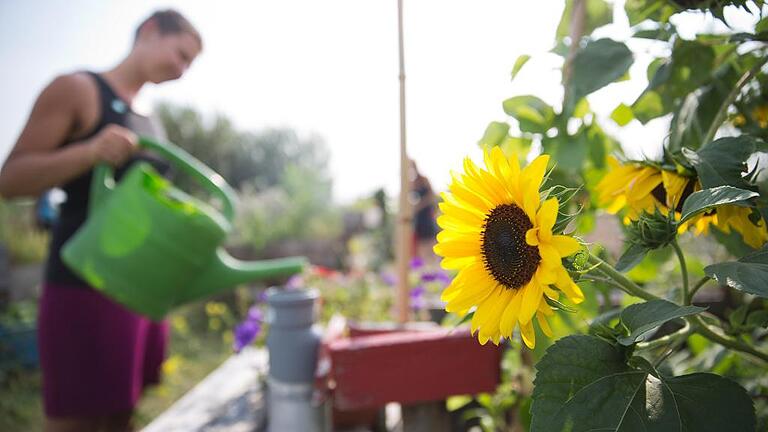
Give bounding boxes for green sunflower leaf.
[545,296,577,313]
[705,244,768,298]
[618,299,706,345]
[668,64,741,153]
[625,0,677,26]
[511,54,531,81]
[531,335,755,432]
[478,121,510,148]
[615,242,651,272]
[610,103,634,126]
[502,95,555,134]
[631,90,667,124]
[566,39,634,115]
[682,136,762,189]
[679,186,758,224]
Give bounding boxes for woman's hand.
[87,124,138,167]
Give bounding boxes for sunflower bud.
[626,208,677,250]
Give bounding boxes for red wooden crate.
[327,328,502,411]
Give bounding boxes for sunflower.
[434,148,584,348]
[596,156,695,224]
[713,205,768,249]
[597,156,768,248]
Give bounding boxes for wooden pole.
[396,0,412,324]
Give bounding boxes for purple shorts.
[38,282,168,417]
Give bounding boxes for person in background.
[0,10,202,432]
[409,159,439,265]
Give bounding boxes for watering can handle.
[89,136,238,222]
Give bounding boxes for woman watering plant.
[0,10,202,432]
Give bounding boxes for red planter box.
[326,328,502,411]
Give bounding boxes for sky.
[0,1,759,203]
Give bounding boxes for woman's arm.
[0,74,137,198]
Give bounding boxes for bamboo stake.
[395,0,412,324]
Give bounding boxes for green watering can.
[62,137,307,320]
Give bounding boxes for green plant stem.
[686,276,711,304]
[637,320,694,351]
[690,315,768,364]
[587,253,768,364]
[587,253,661,301]
[581,275,634,293]
[702,57,768,147]
[671,240,689,304]
[653,324,695,368]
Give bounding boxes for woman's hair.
[134,9,202,50]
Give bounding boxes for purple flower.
[420,270,452,286]
[233,305,265,353]
[247,306,263,322]
[286,274,304,290]
[410,285,426,311]
[409,256,424,270]
[436,272,452,284]
[380,272,397,286]
[233,320,262,353]
[410,285,426,298]
[257,290,269,303]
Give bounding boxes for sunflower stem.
[651,321,696,368]
[687,276,711,304]
[586,256,768,364]
[638,320,694,351]
[701,56,768,147]
[672,240,689,305]
[689,315,768,364]
[586,254,661,301]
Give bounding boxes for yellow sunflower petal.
[520,320,536,348]
[433,238,480,258]
[536,313,553,338]
[606,195,627,214]
[440,268,471,302]
[661,170,690,209]
[463,158,506,204]
[526,228,540,246]
[488,147,517,199]
[439,256,477,270]
[449,174,494,214]
[555,266,584,304]
[520,155,550,216]
[437,215,481,233]
[499,290,523,336]
[476,165,511,204]
[536,198,559,242]
[523,191,540,224]
[476,289,514,343]
[519,277,543,325]
[445,264,497,312]
[535,265,557,285]
[549,235,581,257]
[470,286,501,333]
[630,168,662,200]
[478,333,491,345]
[538,243,562,270]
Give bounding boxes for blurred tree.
[155,103,331,192]
[155,103,340,252]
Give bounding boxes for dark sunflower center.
[481,204,541,290]
[650,179,696,213]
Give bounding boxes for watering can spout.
[185,250,307,302]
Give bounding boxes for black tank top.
[45,71,171,286]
